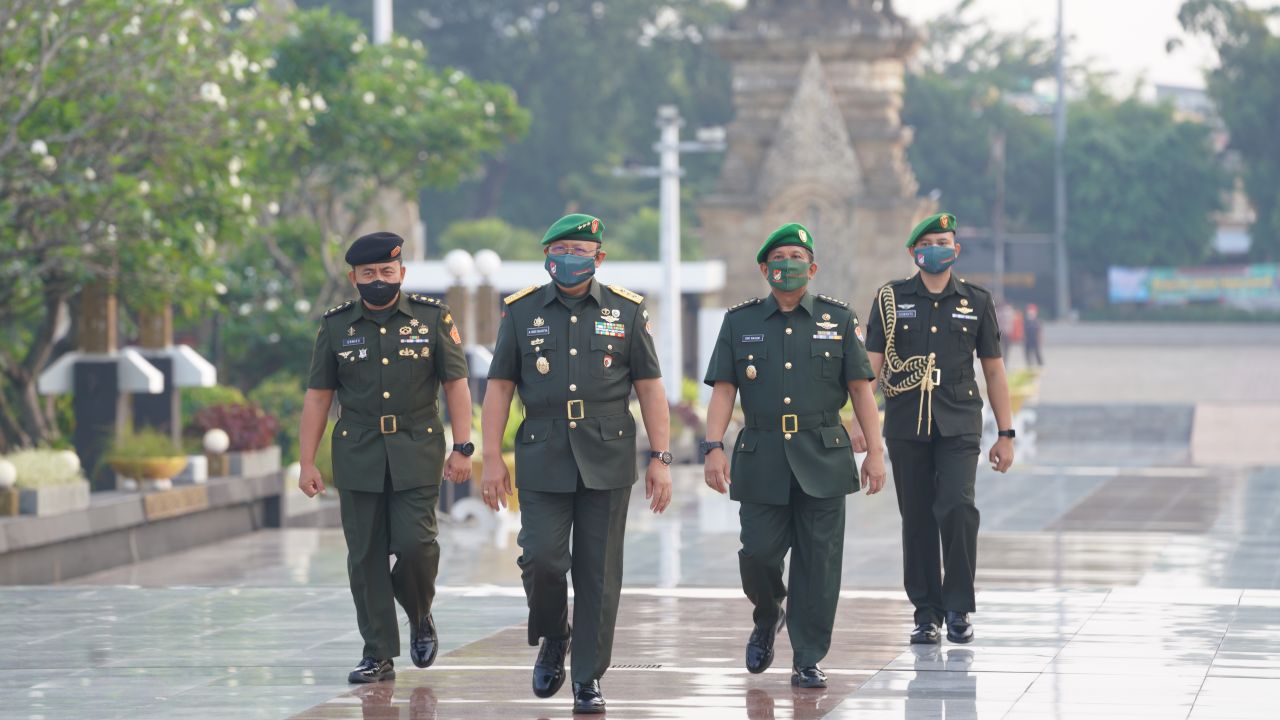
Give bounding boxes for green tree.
[1179,0,1280,260]
[0,0,305,449]
[437,217,542,261]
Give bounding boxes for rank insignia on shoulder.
[408,294,441,305]
[504,285,540,305]
[817,294,848,308]
[608,285,644,304]
[729,297,761,312]
[324,300,354,317]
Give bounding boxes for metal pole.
[373,0,392,45]
[1053,0,1072,319]
[657,106,683,404]
[992,129,1007,304]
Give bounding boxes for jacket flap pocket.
[598,413,636,441]
[519,417,552,444]
[811,343,844,359]
[734,430,759,453]
[522,335,556,354]
[819,425,850,449]
[734,340,768,361]
[590,334,622,353]
[949,379,981,401]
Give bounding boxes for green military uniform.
[307,284,469,661]
[487,215,661,685]
[702,223,875,669]
[863,212,1001,627]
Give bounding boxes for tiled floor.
[5,458,1280,718]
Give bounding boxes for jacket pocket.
[518,417,552,444]
[598,412,636,441]
[818,425,852,450]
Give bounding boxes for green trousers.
[339,472,440,660]
[738,477,846,668]
[517,478,632,683]
[887,433,981,626]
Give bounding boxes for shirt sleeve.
[628,300,662,381]
[306,321,338,390]
[976,296,1002,358]
[435,304,470,380]
[702,314,736,387]
[841,311,875,382]
[863,290,888,354]
[486,306,521,381]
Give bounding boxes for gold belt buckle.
[782,414,799,434]
[379,414,398,434]
[567,399,585,421]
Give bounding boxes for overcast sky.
[894,0,1273,90]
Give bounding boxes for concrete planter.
[174,455,208,485]
[19,480,91,517]
[227,446,281,478]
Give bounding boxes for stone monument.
[701,0,933,311]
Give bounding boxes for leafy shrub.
[3,449,84,489]
[249,372,305,463]
[182,385,248,432]
[192,403,280,451]
[107,428,183,460]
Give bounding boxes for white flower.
[83,167,97,181]
[5,18,16,31]
[194,220,206,235]
[484,101,496,117]
[220,9,232,23]
[122,15,141,36]
[449,70,465,84]
[76,36,89,49]
[393,105,406,117]
[214,282,229,295]
[248,62,260,73]
[264,297,281,312]
[267,332,281,343]
[240,193,252,211]
[39,156,57,173]
[228,174,241,188]
[238,303,253,316]
[177,30,188,46]
[362,91,376,105]
[44,12,59,30]
[30,140,48,156]
[311,94,327,112]
[138,180,151,195]
[381,55,393,69]
[235,7,257,23]
[228,156,243,174]
[199,82,227,109]
[262,56,276,69]
[297,97,311,111]
[350,40,365,54]
[294,299,312,314]
[267,201,280,215]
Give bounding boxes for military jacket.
[307,292,469,492]
[487,280,662,492]
[703,292,875,505]
[863,274,1001,440]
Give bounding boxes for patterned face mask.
[766,258,811,291]
[914,245,957,275]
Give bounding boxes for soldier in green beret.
[863,212,1016,646]
[480,213,672,714]
[298,231,475,683]
[702,222,887,689]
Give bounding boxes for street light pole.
[372,0,392,45]
[1053,0,1072,319]
[656,106,683,405]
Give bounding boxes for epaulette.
[816,294,848,308]
[608,284,644,304]
[504,285,540,305]
[889,276,914,287]
[728,297,761,313]
[323,300,354,317]
[958,277,991,294]
[407,293,441,305]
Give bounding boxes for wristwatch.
[453,442,476,456]
[997,429,1016,439]
[649,450,673,466]
[699,440,724,456]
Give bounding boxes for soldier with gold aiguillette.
[479,213,672,715]
[297,231,475,683]
[863,212,1016,646]
[702,223,887,690]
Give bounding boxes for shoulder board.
[728,297,762,313]
[504,285,540,305]
[889,276,914,287]
[816,294,848,308]
[608,284,644,304]
[323,300,354,318]
[407,293,441,306]
[958,277,991,294]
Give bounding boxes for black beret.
[345,231,404,266]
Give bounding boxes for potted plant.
[107,428,188,491]
[191,402,281,477]
[2,448,91,516]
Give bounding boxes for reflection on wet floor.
[4,458,1280,718]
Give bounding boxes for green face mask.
[766,258,811,292]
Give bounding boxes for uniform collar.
[762,291,815,318]
[358,293,411,323]
[907,272,962,300]
[540,278,603,307]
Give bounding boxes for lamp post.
[473,249,502,348]
[1053,0,1072,319]
[443,249,476,348]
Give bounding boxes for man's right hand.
[480,456,513,511]
[299,464,325,498]
[703,448,731,495]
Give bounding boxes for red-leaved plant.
[192,403,279,451]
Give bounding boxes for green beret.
[541,213,604,245]
[345,231,404,266]
[907,212,957,247]
[756,222,815,264]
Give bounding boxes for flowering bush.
[2,449,85,489]
[191,403,279,451]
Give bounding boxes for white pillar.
[657,106,683,404]
[373,0,392,45]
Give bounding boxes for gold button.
[379,327,386,335]
[571,316,578,323]
[934,302,939,308]
[968,389,974,396]
[382,358,389,365]
[903,324,909,330]
[607,344,613,350]
[427,427,433,433]
[341,430,348,437]
[570,348,578,356]
[784,433,793,440]
[382,391,391,399]
[785,362,793,370]
[963,327,968,332]
[570,384,578,392]
[569,421,578,429]
[529,434,536,440]
[931,326,938,333]
[784,397,792,405]
[824,351,830,358]
[785,328,793,335]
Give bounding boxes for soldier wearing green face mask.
[702,223,887,689]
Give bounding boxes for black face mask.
[356,280,400,307]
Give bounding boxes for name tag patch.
[527,326,551,336]
[595,321,626,338]
[896,310,917,318]
[951,313,978,321]
[740,334,765,343]
[342,337,365,347]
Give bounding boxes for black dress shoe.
[348,656,395,683]
[945,611,974,644]
[410,614,439,668]
[572,679,606,714]
[910,622,941,645]
[532,632,571,698]
[746,610,786,674]
[790,665,827,689]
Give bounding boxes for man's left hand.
[860,452,886,495]
[989,437,1015,473]
[443,451,472,484]
[645,461,673,514]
